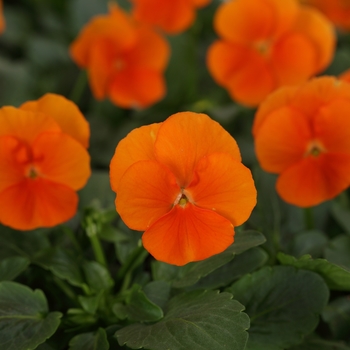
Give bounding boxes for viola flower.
[110,112,256,266]
[130,0,211,35]
[0,93,91,230]
[300,0,350,31]
[207,0,335,107]
[70,3,170,109]
[253,76,350,208]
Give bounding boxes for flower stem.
[304,207,314,230]
[69,70,87,105]
[88,233,107,267]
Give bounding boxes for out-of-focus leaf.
[227,266,329,350]
[289,334,350,350]
[331,200,350,234]
[289,230,328,258]
[278,252,350,290]
[116,290,249,350]
[69,328,109,350]
[143,281,171,309]
[0,281,62,350]
[82,261,114,292]
[0,256,30,281]
[325,235,350,270]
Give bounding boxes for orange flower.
[130,0,211,34]
[110,112,256,265]
[70,4,170,109]
[253,76,350,207]
[207,0,335,107]
[300,0,350,31]
[0,93,91,230]
[339,68,350,84]
[0,0,4,34]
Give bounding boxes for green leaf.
[35,247,86,288]
[143,281,171,309]
[192,247,268,290]
[323,296,350,339]
[277,252,350,290]
[0,256,30,281]
[82,261,114,292]
[69,328,109,350]
[78,292,103,315]
[325,235,350,270]
[289,230,328,258]
[0,281,62,350]
[227,266,329,350]
[123,285,163,322]
[289,334,350,350]
[331,200,350,234]
[116,290,249,350]
[164,230,265,288]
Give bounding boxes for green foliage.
[0,281,62,350]
[0,256,30,281]
[69,328,109,350]
[227,266,330,350]
[116,290,249,350]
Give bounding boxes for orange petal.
[225,50,275,107]
[32,132,91,191]
[339,68,350,84]
[190,0,211,8]
[254,106,311,173]
[69,9,136,68]
[142,204,234,266]
[116,160,180,231]
[314,98,350,153]
[125,25,170,71]
[214,0,275,44]
[108,67,166,109]
[0,106,60,144]
[293,7,335,73]
[87,37,116,100]
[271,32,317,85]
[0,136,26,193]
[277,153,350,207]
[110,123,161,192]
[131,0,195,34]
[154,112,241,187]
[20,94,90,148]
[253,85,298,136]
[0,0,5,34]
[206,41,252,86]
[270,0,299,38]
[0,178,78,230]
[185,153,256,226]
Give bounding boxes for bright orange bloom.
[0,0,5,34]
[70,4,170,109]
[131,0,211,35]
[253,76,350,207]
[207,0,335,107]
[339,68,350,84]
[110,112,256,265]
[0,93,91,230]
[300,0,350,31]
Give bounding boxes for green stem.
[304,207,314,230]
[116,244,148,290]
[89,233,107,267]
[69,70,87,105]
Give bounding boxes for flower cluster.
[110,112,256,265]
[253,76,350,207]
[0,94,91,230]
[207,0,335,107]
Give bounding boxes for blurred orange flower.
[207,0,335,107]
[0,93,91,230]
[0,0,5,34]
[130,0,211,34]
[70,4,170,109]
[300,0,350,31]
[110,112,256,265]
[339,68,350,84]
[253,76,350,207]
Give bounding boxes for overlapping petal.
[32,132,90,191]
[20,93,90,148]
[0,178,78,231]
[154,112,241,187]
[110,123,161,192]
[185,153,256,226]
[116,160,180,231]
[255,107,311,173]
[142,204,234,266]
[276,153,350,207]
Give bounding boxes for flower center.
[26,165,39,179]
[306,140,325,157]
[174,191,192,208]
[114,58,125,71]
[255,40,271,56]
